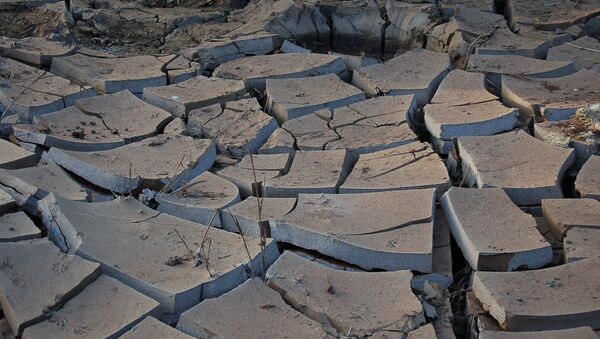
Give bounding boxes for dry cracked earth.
[0,0,600,338]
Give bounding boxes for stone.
[479,327,598,339]
[541,198,600,240]
[340,142,449,198]
[259,128,296,154]
[183,34,283,71]
[50,53,167,94]
[270,189,435,272]
[0,241,101,336]
[264,150,352,197]
[425,101,519,141]
[213,53,348,90]
[331,0,385,55]
[501,69,600,121]
[456,130,575,205]
[155,171,240,227]
[1,139,37,170]
[352,48,450,105]
[0,37,75,67]
[441,187,553,271]
[221,197,296,237]
[466,54,577,89]
[265,74,365,123]
[0,212,40,242]
[547,36,600,72]
[38,194,279,317]
[120,317,193,339]
[187,98,277,159]
[0,57,94,120]
[47,135,216,194]
[21,275,160,339]
[473,257,600,331]
[430,69,497,106]
[564,227,600,264]
[142,76,247,118]
[217,153,291,197]
[385,2,440,52]
[177,278,329,338]
[576,155,600,200]
[0,188,16,214]
[266,251,425,337]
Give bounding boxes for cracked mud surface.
[0,0,600,338]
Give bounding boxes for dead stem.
[225,207,256,277]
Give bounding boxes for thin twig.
[1,71,48,123]
[249,152,267,280]
[226,207,256,277]
[128,162,133,196]
[173,228,193,257]
[198,209,220,275]
[459,166,471,187]
[566,42,600,53]
[159,153,187,194]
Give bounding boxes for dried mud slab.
[0,211,40,242]
[430,69,497,106]
[213,53,348,90]
[259,127,296,154]
[38,194,279,316]
[263,150,352,197]
[182,33,283,71]
[473,257,600,331]
[47,135,216,194]
[221,197,296,237]
[547,36,600,72]
[456,130,575,205]
[501,69,600,121]
[0,139,37,169]
[475,28,550,59]
[340,142,449,198]
[564,227,600,264]
[0,241,101,336]
[0,57,94,119]
[142,76,247,118]
[14,90,173,151]
[0,36,74,66]
[217,153,291,197]
[187,98,277,159]
[352,48,450,105]
[177,278,331,338]
[479,327,598,339]
[155,171,241,227]
[50,53,167,94]
[265,73,365,123]
[270,189,435,272]
[266,251,426,337]
[466,54,576,87]
[441,187,552,271]
[0,161,88,213]
[281,113,339,150]
[385,2,440,52]
[121,317,193,339]
[512,0,600,31]
[541,198,600,240]
[0,188,16,214]
[21,275,160,339]
[576,155,600,200]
